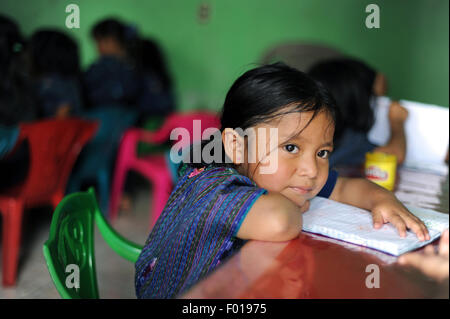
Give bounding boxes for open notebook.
[302,197,449,256]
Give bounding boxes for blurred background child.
[0,14,35,190]
[308,58,409,167]
[134,37,176,122]
[0,14,36,125]
[83,17,140,110]
[28,29,83,118]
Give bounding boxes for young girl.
[0,15,35,190]
[29,29,83,118]
[308,58,408,166]
[135,63,429,299]
[83,18,140,109]
[135,37,176,119]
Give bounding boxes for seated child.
[29,29,82,118]
[83,18,140,109]
[0,14,37,124]
[135,38,176,120]
[0,15,35,190]
[135,63,429,299]
[308,58,408,167]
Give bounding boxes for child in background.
[135,37,176,120]
[0,14,35,190]
[83,18,140,109]
[0,14,36,125]
[28,29,82,118]
[308,58,408,167]
[135,63,429,299]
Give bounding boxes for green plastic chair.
[43,187,143,299]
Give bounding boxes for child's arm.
[374,101,408,164]
[236,192,307,242]
[398,229,449,281]
[55,103,71,118]
[329,177,430,241]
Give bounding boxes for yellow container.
[364,152,397,191]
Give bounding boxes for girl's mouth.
[289,186,313,195]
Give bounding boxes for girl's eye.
[284,144,299,154]
[317,150,331,159]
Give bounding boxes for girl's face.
[240,110,334,208]
[95,36,125,57]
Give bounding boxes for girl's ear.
[222,128,245,164]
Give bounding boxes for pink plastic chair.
[109,111,221,229]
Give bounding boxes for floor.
[0,182,153,299]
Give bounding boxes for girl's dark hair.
[92,18,128,44]
[29,29,80,76]
[0,14,37,125]
[91,18,140,63]
[186,62,337,169]
[308,58,376,141]
[0,15,25,78]
[135,38,173,90]
[221,62,337,131]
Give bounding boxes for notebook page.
[302,197,449,256]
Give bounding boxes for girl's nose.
[296,155,318,178]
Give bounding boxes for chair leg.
[2,200,24,286]
[98,168,110,215]
[109,158,129,223]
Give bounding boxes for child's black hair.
[0,14,37,125]
[29,29,80,77]
[92,18,128,44]
[0,14,25,78]
[135,38,173,90]
[184,62,337,170]
[91,18,140,64]
[308,58,376,141]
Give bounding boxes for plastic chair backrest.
[43,188,99,298]
[150,111,221,182]
[43,187,142,299]
[260,42,342,72]
[149,111,221,147]
[16,119,97,202]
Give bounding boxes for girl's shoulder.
[181,164,236,180]
[178,164,257,189]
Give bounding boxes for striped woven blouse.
[135,165,337,298]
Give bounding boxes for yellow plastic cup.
[364,152,397,191]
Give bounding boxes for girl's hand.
[388,101,408,123]
[371,197,430,241]
[398,229,449,281]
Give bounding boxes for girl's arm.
[374,101,408,164]
[329,176,430,241]
[236,192,307,242]
[55,103,72,118]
